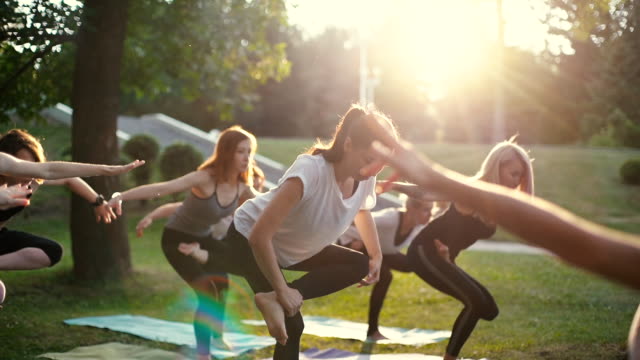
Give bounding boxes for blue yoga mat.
[65,314,275,359]
[264,347,487,359]
[244,315,451,345]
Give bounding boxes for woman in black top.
[405,139,534,360]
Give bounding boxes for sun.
[378,1,496,95]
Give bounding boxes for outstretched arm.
[363,115,640,290]
[136,202,182,237]
[108,170,208,215]
[0,152,144,180]
[45,177,116,224]
[380,181,446,201]
[353,210,382,286]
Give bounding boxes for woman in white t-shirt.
[179,105,395,360]
[338,195,433,341]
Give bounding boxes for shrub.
[621,158,640,185]
[122,135,160,188]
[159,142,204,182]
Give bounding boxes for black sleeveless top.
[412,204,496,261]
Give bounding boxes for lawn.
[0,124,638,359]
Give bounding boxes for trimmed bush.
[620,158,640,185]
[159,142,204,182]
[122,134,160,187]
[122,134,160,163]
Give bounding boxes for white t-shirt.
[233,154,377,267]
[338,207,426,255]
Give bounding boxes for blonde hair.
[474,136,534,195]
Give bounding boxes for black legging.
[0,228,63,267]
[161,227,229,356]
[367,252,412,337]
[407,238,498,357]
[205,223,369,360]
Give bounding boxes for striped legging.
[407,237,499,357]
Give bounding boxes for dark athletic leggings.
[407,238,498,357]
[161,227,229,356]
[206,223,369,360]
[367,252,412,336]
[0,228,63,267]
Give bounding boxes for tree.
[1,0,290,281]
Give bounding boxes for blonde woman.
[405,139,534,360]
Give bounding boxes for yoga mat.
[39,342,180,360]
[243,315,451,345]
[65,315,275,359]
[264,347,487,360]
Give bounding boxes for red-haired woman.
[108,126,257,359]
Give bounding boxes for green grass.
[0,127,638,359]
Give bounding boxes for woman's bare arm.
[0,152,144,179]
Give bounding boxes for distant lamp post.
[367,67,382,106]
[359,34,369,106]
[358,34,381,107]
[493,0,505,142]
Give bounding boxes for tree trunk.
[70,0,131,281]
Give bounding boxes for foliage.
[0,0,290,125]
[119,0,290,128]
[0,0,80,122]
[620,158,640,185]
[237,27,360,138]
[159,142,203,182]
[545,0,640,148]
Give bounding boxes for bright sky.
[287,0,573,95]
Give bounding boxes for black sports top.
[412,203,496,261]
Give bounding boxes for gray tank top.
[165,183,240,237]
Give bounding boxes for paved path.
[469,240,549,255]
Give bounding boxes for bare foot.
[254,292,288,345]
[366,330,388,342]
[196,354,210,360]
[178,242,209,264]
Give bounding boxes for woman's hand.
[102,160,146,176]
[359,254,382,287]
[0,184,31,210]
[94,203,117,224]
[108,192,123,216]
[360,116,447,191]
[136,217,153,237]
[434,239,452,264]
[276,286,303,317]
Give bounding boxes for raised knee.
[478,303,499,321]
[45,243,63,266]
